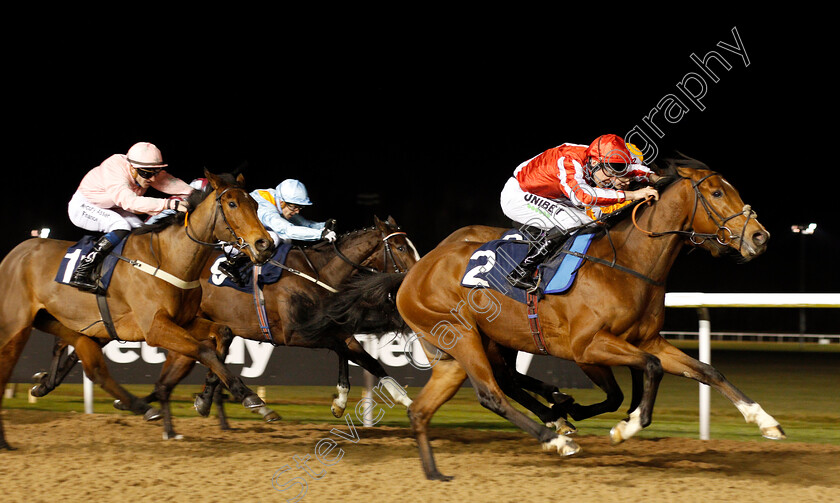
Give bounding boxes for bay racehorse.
[0,171,273,449]
[132,216,421,438]
[395,160,784,480]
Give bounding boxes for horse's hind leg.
[643,336,784,440]
[32,316,158,420]
[0,329,33,450]
[408,356,467,481]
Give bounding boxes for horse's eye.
[712,190,723,198]
[397,246,405,252]
[228,201,237,208]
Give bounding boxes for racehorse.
[0,171,273,449]
[395,159,784,480]
[129,216,421,439]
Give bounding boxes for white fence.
[663,292,840,440]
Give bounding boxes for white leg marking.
[334,385,350,410]
[610,408,643,444]
[541,434,580,456]
[381,378,413,407]
[735,401,784,438]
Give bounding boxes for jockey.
[67,142,194,292]
[499,133,662,290]
[216,178,336,285]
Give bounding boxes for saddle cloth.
[54,236,127,291]
[460,229,596,304]
[207,243,292,292]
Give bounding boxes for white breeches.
[68,192,144,233]
[499,177,592,232]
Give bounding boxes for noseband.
[632,172,756,251]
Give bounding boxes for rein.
[183,187,250,253]
[332,230,410,274]
[632,172,756,249]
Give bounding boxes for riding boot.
[69,231,126,293]
[506,228,570,291]
[217,253,251,287]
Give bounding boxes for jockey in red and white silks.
[500,134,659,232]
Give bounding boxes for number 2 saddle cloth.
[460,229,596,304]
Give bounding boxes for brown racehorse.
[396,161,784,480]
[139,216,421,438]
[0,171,273,449]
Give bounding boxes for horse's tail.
[289,272,409,343]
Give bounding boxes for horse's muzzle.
[252,238,274,264]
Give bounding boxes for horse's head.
[371,215,421,272]
[204,170,274,264]
[333,216,421,274]
[659,158,769,261]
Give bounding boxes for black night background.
[6,15,837,336]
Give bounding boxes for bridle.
[184,187,253,255]
[632,172,756,252]
[333,229,412,274]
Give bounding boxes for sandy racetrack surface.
[1,409,838,503]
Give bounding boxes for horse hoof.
[31,371,47,381]
[761,425,786,440]
[427,471,454,482]
[331,402,345,418]
[113,399,130,411]
[143,408,163,422]
[242,394,265,409]
[29,384,47,398]
[162,432,184,440]
[546,418,577,436]
[610,409,642,445]
[194,396,211,417]
[542,435,580,457]
[264,411,282,423]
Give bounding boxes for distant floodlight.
[40,228,50,238]
[791,223,817,235]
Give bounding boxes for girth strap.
[96,293,123,341]
[526,291,549,355]
[251,265,275,343]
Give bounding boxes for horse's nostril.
[752,231,768,246]
[256,239,270,252]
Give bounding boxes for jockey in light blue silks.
[217,179,336,285]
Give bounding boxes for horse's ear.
[374,215,383,228]
[236,173,245,185]
[386,215,397,227]
[204,169,222,191]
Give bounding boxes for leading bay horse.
[0,170,273,449]
[396,161,784,480]
[139,216,421,439]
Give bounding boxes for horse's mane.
[133,173,240,235]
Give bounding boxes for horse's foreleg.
[565,364,624,422]
[0,329,32,450]
[146,315,263,412]
[644,337,785,440]
[578,330,663,444]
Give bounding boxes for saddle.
[54,235,126,292]
[208,243,293,292]
[460,229,596,305]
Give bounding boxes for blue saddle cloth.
[460,229,596,304]
[208,243,293,292]
[54,236,127,291]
